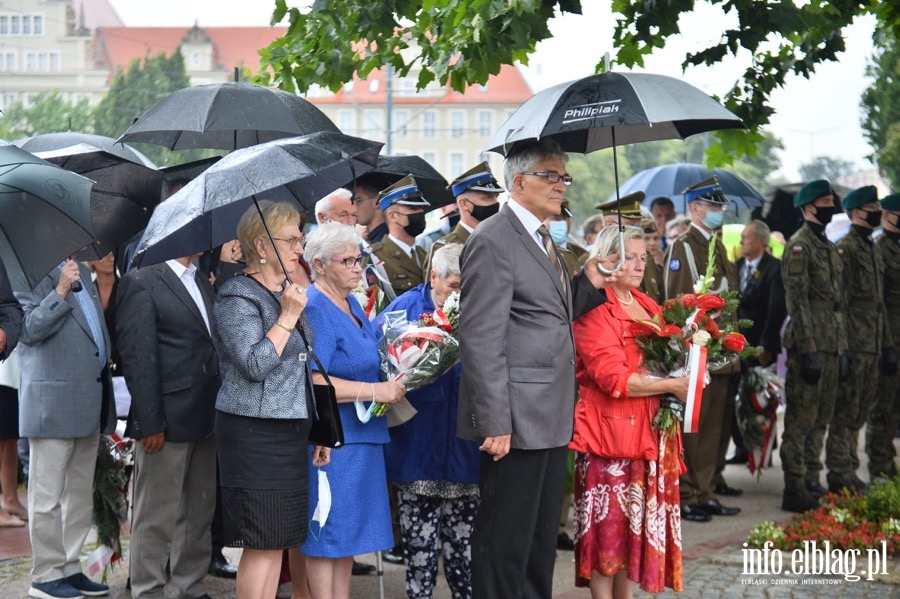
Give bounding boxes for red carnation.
[723,333,747,352]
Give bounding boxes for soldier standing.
[826,186,893,493]
[867,192,900,480]
[780,180,850,513]
[663,176,741,522]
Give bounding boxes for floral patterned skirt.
[573,430,684,593]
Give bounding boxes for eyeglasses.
[329,256,366,268]
[522,171,573,186]
[272,236,304,249]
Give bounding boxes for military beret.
[842,185,878,210]
[595,191,646,218]
[683,176,729,205]
[881,192,900,211]
[377,174,431,212]
[794,179,832,208]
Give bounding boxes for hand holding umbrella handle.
[596,227,626,274]
[71,280,82,292]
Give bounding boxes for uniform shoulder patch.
[837,248,844,256]
[669,258,681,271]
[791,245,804,254]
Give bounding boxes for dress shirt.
[58,262,107,369]
[166,259,211,333]
[741,256,761,292]
[507,199,548,255]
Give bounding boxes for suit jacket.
[734,252,787,356]
[116,263,220,442]
[458,204,576,449]
[16,264,116,439]
[0,259,23,360]
[369,236,428,296]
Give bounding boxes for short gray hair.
[665,215,692,237]
[589,225,644,259]
[746,219,771,245]
[304,222,361,280]
[431,243,462,279]
[315,188,353,224]
[503,139,568,191]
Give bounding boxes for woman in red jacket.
[570,225,689,599]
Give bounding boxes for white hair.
[503,139,568,191]
[315,188,353,224]
[304,222,361,280]
[431,243,462,279]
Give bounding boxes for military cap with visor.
[377,174,432,212]
[683,176,730,205]
[595,190,646,219]
[449,162,504,197]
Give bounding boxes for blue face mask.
[702,209,725,230]
[548,221,569,245]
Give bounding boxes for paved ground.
[1,426,898,598]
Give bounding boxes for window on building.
[37,52,47,71]
[449,152,465,178]
[421,152,437,167]
[49,52,60,71]
[33,15,42,35]
[343,80,354,93]
[24,52,36,71]
[363,109,383,139]
[337,110,354,134]
[368,78,379,93]
[422,110,436,139]
[10,16,20,35]
[0,17,8,35]
[191,52,201,67]
[21,15,30,35]
[2,92,16,106]
[0,52,15,71]
[450,111,465,138]
[478,111,493,137]
[393,110,409,138]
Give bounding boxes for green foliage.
[862,28,900,188]
[860,475,900,523]
[0,91,95,140]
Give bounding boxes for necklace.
[614,289,634,306]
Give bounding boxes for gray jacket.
[213,275,311,419]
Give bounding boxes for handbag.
[248,276,344,448]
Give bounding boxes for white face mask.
[309,469,332,539]
[548,220,568,245]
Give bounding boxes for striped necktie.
[537,224,567,294]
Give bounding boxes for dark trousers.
[470,445,567,599]
[680,373,731,505]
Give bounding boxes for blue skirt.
[301,443,393,558]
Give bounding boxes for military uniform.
[369,236,428,297]
[868,227,900,478]
[424,223,472,277]
[640,256,663,304]
[781,223,848,488]
[664,223,739,507]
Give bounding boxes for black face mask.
[448,210,461,228]
[402,212,427,237]
[469,201,500,222]
[810,205,837,226]
[862,209,883,228]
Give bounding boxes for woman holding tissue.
[570,226,689,599]
[300,222,405,599]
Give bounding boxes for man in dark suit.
[459,139,579,599]
[116,253,220,599]
[729,220,787,464]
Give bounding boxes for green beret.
[881,192,900,211]
[842,185,878,210]
[794,180,832,208]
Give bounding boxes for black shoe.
[381,546,404,565]
[680,504,712,522]
[208,555,237,579]
[695,498,741,516]
[726,451,748,465]
[805,480,828,499]
[351,560,376,575]
[782,482,820,513]
[714,483,744,496]
[556,532,575,551]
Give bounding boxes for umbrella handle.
[595,227,626,274]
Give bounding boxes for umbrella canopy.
[132,131,383,268]
[370,155,454,209]
[15,132,156,168]
[485,71,743,156]
[34,144,164,259]
[118,82,340,151]
[610,163,765,211]
[758,182,850,240]
[0,145,96,290]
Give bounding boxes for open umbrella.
[485,70,743,271]
[132,131,383,268]
[610,163,765,212]
[758,182,850,240]
[0,145,96,290]
[370,155,454,209]
[15,132,156,168]
[118,82,340,151]
[34,144,164,259]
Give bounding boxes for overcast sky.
[108,0,878,182]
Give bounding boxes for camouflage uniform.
[866,231,900,478]
[780,223,848,487]
[663,225,739,505]
[369,236,428,297]
[825,226,890,486]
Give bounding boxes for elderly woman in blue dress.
[301,222,406,599]
[374,242,481,599]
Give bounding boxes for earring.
[260,258,266,264]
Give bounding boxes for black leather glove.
[800,352,822,385]
[881,347,898,375]
[839,352,852,382]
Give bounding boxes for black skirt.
[0,386,18,440]
[216,410,311,550]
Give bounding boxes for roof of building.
[74,0,124,30]
[94,25,287,73]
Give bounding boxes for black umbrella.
[118,82,340,151]
[0,145,96,290]
[611,163,765,212]
[370,155,454,209]
[15,132,156,168]
[34,144,165,259]
[132,131,383,268]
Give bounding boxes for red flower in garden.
[723,332,747,352]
